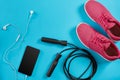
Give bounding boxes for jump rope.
[41,37,97,80]
[2,10,34,80]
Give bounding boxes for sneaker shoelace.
[90,33,110,51]
[99,13,119,30]
[108,19,120,27]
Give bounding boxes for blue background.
[0,0,120,80]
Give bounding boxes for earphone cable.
[24,75,28,80]
[3,38,18,80]
[21,10,34,43]
[2,24,21,80]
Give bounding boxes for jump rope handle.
[47,54,62,77]
[41,37,67,46]
[41,37,64,77]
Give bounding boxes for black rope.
[59,43,97,80]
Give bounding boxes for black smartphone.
[18,46,40,76]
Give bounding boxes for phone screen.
[18,46,40,76]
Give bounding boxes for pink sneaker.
[76,23,120,61]
[85,0,120,41]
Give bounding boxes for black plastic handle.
[41,37,67,46]
[47,54,62,77]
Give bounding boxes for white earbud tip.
[30,10,34,14]
[2,24,11,30]
[2,27,7,30]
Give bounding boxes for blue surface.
[0,0,120,80]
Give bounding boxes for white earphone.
[2,24,11,30]
[22,10,35,43]
[2,23,21,80]
[2,24,21,42]
[28,10,34,20]
[2,10,35,80]
[30,10,34,16]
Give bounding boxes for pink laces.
[108,18,120,27]
[99,13,112,29]
[99,13,120,30]
[90,33,109,50]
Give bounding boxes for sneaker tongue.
[108,19,120,28]
[109,22,120,37]
[108,22,116,29]
[103,42,111,50]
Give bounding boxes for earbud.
[2,24,11,30]
[30,10,34,15]
[29,10,34,18]
[2,24,21,42]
